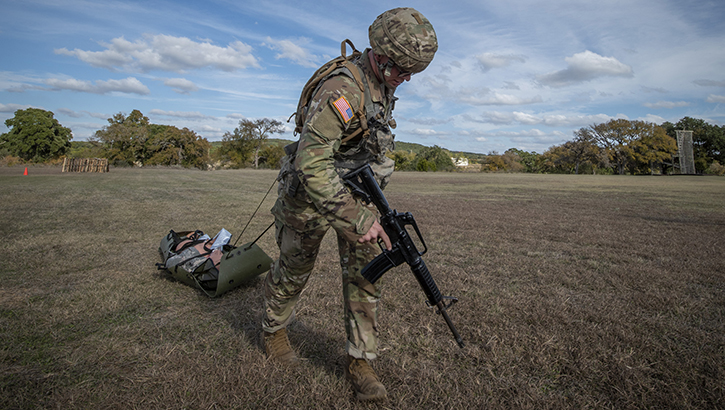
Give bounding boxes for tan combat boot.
[345,356,388,401]
[262,328,299,364]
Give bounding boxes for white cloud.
[706,94,725,103]
[409,128,443,136]
[465,128,567,151]
[44,77,150,95]
[640,86,668,94]
[476,111,540,125]
[417,73,541,107]
[148,109,212,120]
[55,34,260,73]
[694,79,725,87]
[537,50,633,87]
[54,109,108,120]
[67,122,107,131]
[460,93,543,106]
[86,111,110,120]
[6,84,47,93]
[163,78,199,94]
[404,117,452,126]
[0,103,34,113]
[478,110,620,127]
[504,129,549,137]
[198,125,223,133]
[643,101,691,109]
[476,53,527,72]
[263,37,319,68]
[56,108,84,118]
[637,114,667,123]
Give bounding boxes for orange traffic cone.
[23,167,28,176]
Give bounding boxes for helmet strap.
[370,50,391,88]
[382,60,394,78]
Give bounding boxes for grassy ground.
[1,166,723,409]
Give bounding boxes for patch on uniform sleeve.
[332,96,354,123]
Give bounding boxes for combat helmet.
[368,7,438,75]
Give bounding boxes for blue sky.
[2,0,724,154]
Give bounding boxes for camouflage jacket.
[290,49,397,242]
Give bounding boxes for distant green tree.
[1,108,72,162]
[629,123,676,174]
[661,117,725,172]
[586,119,637,175]
[480,151,502,172]
[416,158,436,171]
[91,110,150,165]
[145,125,210,169]
[258,144,285,169]
[218,127,254,168]
[480,150,524,172]
[705,161,725,176]
[91,110,210,169]
[567,129,602,174]
[221,119,285,169]
[68,141,105,159]
[415,145,454,172]
[582,119,668,175]
[507,148,541,173]
[390,150,417,171]
[539,145,573,174]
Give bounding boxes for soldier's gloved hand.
[358,220,392,250]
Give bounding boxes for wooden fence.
[62,158,109,173]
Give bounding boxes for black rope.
[233,177,278,247]
[244,221,275,250]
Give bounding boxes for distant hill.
[210,138,486,159]
[266,138,295,147]
[395,140,486,160]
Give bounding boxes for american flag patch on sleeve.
[332,96,354,123]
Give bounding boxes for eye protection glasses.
[387,59,413,77]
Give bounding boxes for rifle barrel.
[438,301,465,348]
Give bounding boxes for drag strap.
[233,177,278,247]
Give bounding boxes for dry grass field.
[1,166,723,409]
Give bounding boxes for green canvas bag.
[157,229,273,297]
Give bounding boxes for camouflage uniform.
[263,48,396,359]
[263,7,437,362]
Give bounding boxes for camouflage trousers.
[262,189,382,359]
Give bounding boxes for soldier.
[262,7,437,402]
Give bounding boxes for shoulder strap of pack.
[340,60,379,144]
[291,40,367,136]
[292,57,343,134]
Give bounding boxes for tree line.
[90,110,288,170]
[2,108,723,175]
[90,110,211,169]
[478,118,724,175]
[0,108,287,170]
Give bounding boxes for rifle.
[343,164,465,348]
